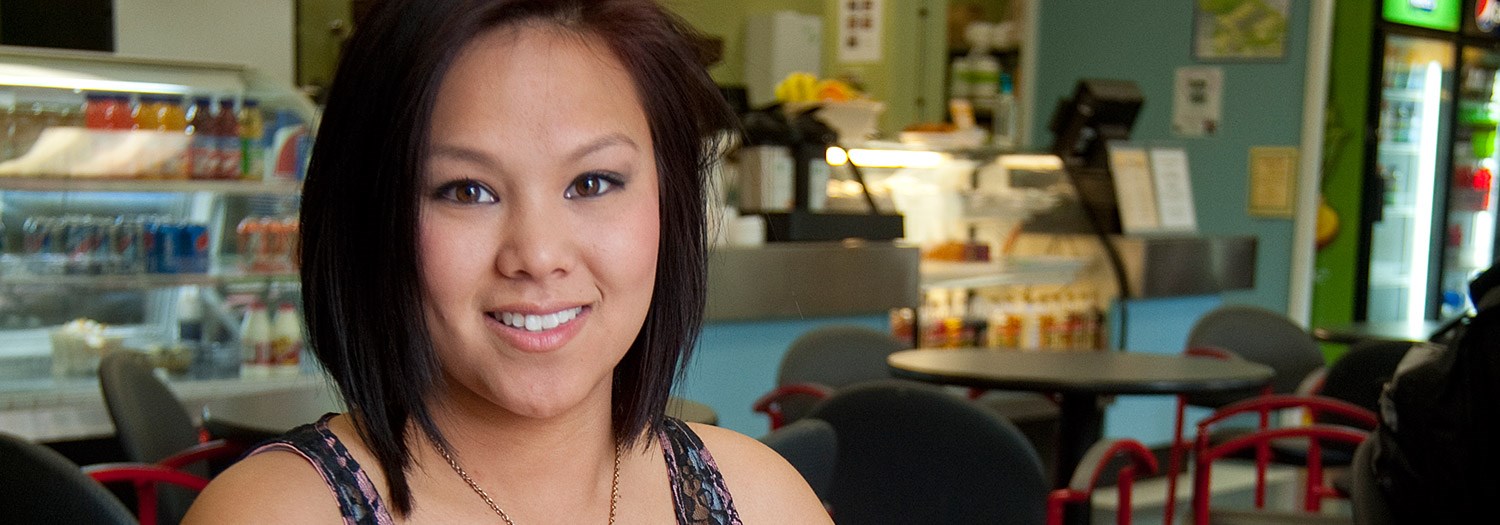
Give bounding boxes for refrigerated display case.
[1354,2,1500,323]
[1364,32,1455,323]
[0,47,318,441]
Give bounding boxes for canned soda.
[63,217,102,275]
[108,218,144,274]
[154,221,180,274]
[179,222,210,274]
[23,216,56,254]
[141,218,161,274]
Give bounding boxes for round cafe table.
[1311,318,1453,345]
[887,349,1274,492]
[203,388,719,443]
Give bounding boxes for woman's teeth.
[497,307,582,332]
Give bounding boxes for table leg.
[1056,392,1105,525]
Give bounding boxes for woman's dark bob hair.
[299,0,734,514]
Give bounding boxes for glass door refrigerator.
[1360,29,1456,323]
[1358,1,1500,323]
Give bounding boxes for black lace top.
[250,414,742,524]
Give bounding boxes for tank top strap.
[247,413,394,525]
[658,416,743,525]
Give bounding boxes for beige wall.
[114,0,295,85]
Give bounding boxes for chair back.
[759,418,838,503]
[774,325,906,423]
[0,432,136,524]
[1317,340,1409,428]
[1185,305,1324,406]
[98,351,203,523]
[807,379,1048,525]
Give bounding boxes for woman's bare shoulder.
[686,422,833,525]
[182,448,344,524]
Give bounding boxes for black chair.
[806,380,1155,525]
[1314,339,1410,427]
[759,418,837,504]
[0,432,210,525]
[98,351,242,524]
[752,325,907,430]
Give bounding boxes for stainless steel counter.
[706,241,921,321]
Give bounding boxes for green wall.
[1310,0,1374,360]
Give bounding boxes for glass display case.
[817,142,1113,351]
[0,46,315,409]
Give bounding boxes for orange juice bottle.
[133,95,161,130]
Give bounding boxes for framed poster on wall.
[1192,0,1290,62]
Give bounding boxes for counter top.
[0,372,329,442]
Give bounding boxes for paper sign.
[1173,66,1223,137]
[1148,147,1197,232]
[1107,143,1160,233]
[1249,146,1298,218]
[838,0,884,62]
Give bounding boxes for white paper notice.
[838,0,883,63]
[1173,66,1223,137]
[1148,147,1197,232]
[1107,143,1160,233]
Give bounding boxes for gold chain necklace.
[430,436,621,524]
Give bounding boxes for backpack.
[1372,268,1500,522]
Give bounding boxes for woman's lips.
[483,305,590,353]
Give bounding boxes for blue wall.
[677,315,889,437]
[1034,2,1313,446]
[1032,1,1310,314]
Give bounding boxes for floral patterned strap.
[659,416,743,525]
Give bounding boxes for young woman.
[185,1,829,523]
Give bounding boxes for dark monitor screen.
[1048,79,1144,169]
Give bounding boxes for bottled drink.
[186,97,217,179]
[992,73,1017,149]
[270,302,303,376]
[214,99,241,179]
[239,301,273,378]
[238,100,265,180]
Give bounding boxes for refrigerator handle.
[1368,166,1387,223]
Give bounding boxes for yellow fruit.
[775,72,819,103]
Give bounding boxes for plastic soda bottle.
[239,301,273,378]
[186,97,217,179]
[215,99,241,179]
[238,100,265,180]
[270,302,302,376]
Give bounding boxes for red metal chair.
[85,462,213,524]
[1047,439,1159,525]
[1163,305,1327,525]
[1189,395,1377,524]
[0,431,211,525]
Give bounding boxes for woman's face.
[420,25,659,420]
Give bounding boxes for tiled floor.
[1087,460,1353,524]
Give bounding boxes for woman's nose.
[493,201,575,280]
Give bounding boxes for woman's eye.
[436,180,497,204]
[566,172,621,199]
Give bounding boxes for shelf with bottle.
[0,213,299,289]
[891,285,1106,351]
